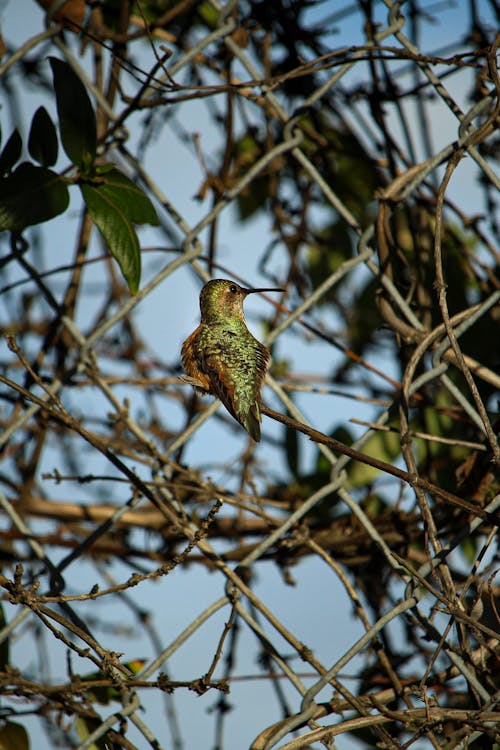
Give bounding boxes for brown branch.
[261,405,500,525]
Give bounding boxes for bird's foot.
[179,375,210,391]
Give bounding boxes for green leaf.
[49,56,97,170]
[0,721,30,750]
[80,168,158,292]
[81,182,141,293]
[0,162,69,231]
[93,167,159,225]
[28,106,58,167]
[0,129,22,175]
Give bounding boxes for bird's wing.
[198,334,242,421]
[181,326,212,391]
[199,332,269,440]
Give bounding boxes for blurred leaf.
[346,429,402,489]
[237,175,269,221]
[316,425,402,491]
[0,162,69,231]
[49,56,96,170]
[343,277,381,349]
[285,422,300,478]
[28,106,58,167]
[82,659,146,704]
[300,113,381,219]
[461,535,477,565]
[231,134,270,220]
[75,717,107,750]
[94,162,116,175]
[0,721,30,750]
[270,357,290,379]
[307,221,354,299]
[424,398,453,443]
[234,134,261,164]
[108,0,220,31]
[359,494,387,515]
[348,722,383,748]
[0,603,9,669]
[0,129,22,175]
[125,657,147,675]
[75,659,146,748]
[316,427,353,475]
[196,0,218,27]
[35,0,86,28]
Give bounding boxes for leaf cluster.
[0,57,159,292]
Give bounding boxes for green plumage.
[181,279,283,441]
[193,319,269,441]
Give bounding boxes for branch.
[261,405,500,525]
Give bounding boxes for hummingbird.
[181,279,284,442]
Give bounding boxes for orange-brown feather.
[198,352,240,423]
[181,326,212,392]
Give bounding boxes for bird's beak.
[243,286,285,295]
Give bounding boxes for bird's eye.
[229,284,238,293]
